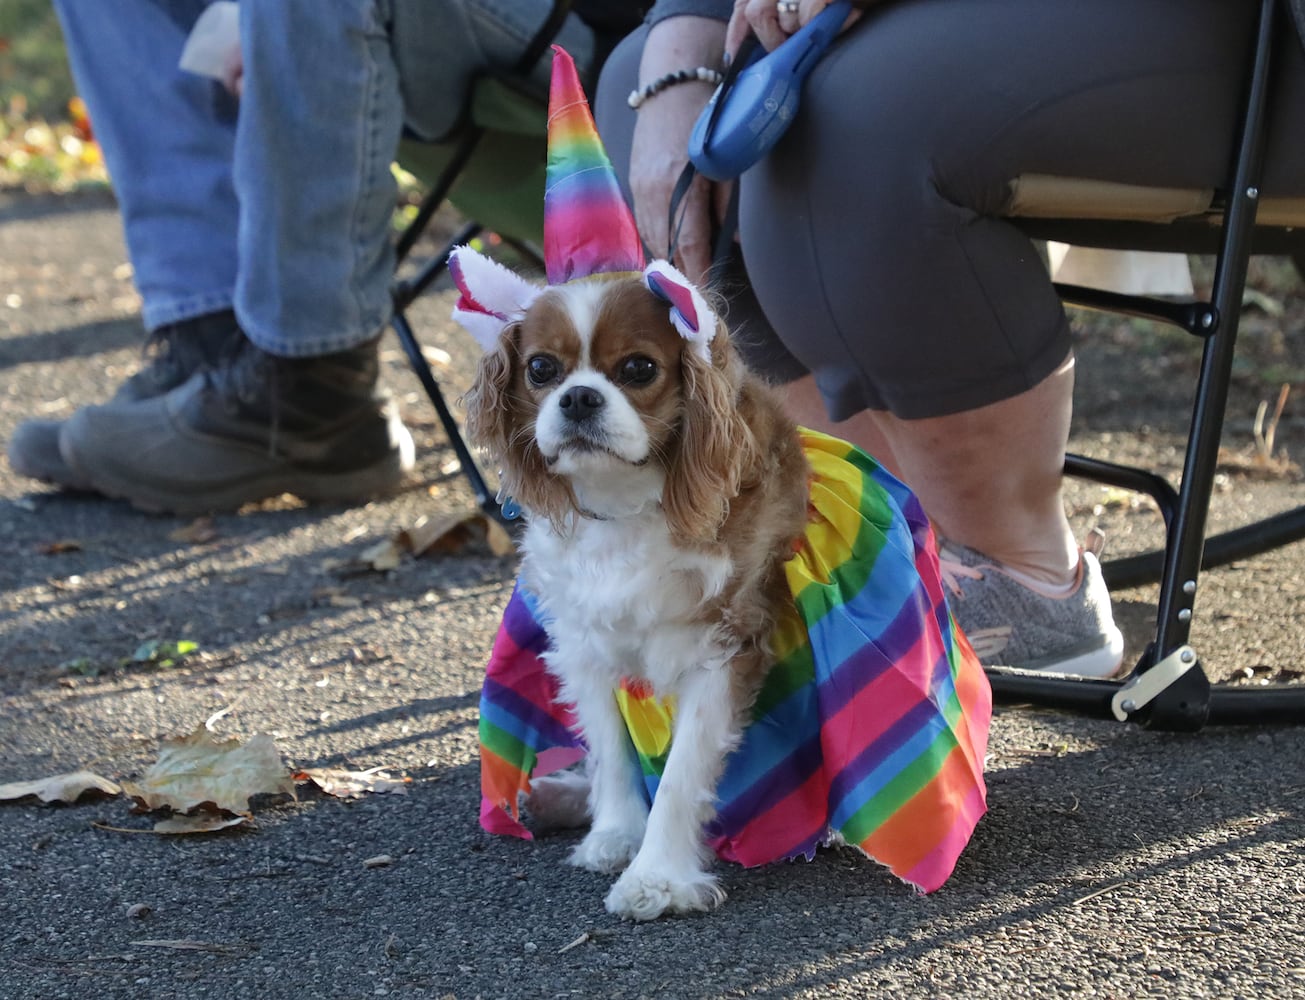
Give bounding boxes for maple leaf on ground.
[121,727,294,815]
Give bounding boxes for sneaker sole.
[1011,626,1126,679]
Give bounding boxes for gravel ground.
[2,189,1304,1000]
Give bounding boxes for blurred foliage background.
[0,0,75,119]
[0,0,105,191]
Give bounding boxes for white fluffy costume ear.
[449,246,543,351]
[642,259,718,361]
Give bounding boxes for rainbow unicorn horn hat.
[544,45,645,284]
[449,47,716,359]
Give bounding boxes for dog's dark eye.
[526,354,560,386]
[617,355,658,386]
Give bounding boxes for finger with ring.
[777,0,800,12]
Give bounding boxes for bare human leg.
[784,355,1079,587]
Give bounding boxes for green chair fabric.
[396,78,549,245]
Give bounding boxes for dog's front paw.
[569,826,643,874]
[603,865,726,921]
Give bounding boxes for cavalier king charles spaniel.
[453,248,810,921]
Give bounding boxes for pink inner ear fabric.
[449,252,506,321]
[645,271,700,334]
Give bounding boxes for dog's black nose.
[558,385,605,422]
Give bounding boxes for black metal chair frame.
[392,0,1305,731]
[996,0,1305,730]
[389,2,570,523]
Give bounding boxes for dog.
[456,249,810,921]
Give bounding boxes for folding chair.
[389,3,573,523]
[995,0,1305,730]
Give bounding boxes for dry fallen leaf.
[151,814,252,835]
[121,727,294,815]
[401,511,515,558]
[311,586,363,609]
[168,516,218,544]
[359,537,404,572]
[348,510,515,573]
[422,345,452,368]
[485,518,514,556]
[37,539,82,555]
[1216,445,1300,480]
[294,767,411,799]
[0,770,121,804]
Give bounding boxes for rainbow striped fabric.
[543,46,645,285]
[479,430,991,893]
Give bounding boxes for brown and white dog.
[453,248,810,920]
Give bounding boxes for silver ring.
[777,0,800,13]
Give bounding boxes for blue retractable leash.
[667,1,852,260]
[689,0,852,182]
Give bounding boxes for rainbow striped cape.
[479,430,991,893]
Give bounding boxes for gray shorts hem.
[821,328,1073,422]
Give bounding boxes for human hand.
[630,16,733,284]
[725,0,867,58]
[630,85,732,284]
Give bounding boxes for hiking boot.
[7,310,242,491]
[60,335,415,515]
[938,539,1125,678]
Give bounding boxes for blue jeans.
[52,0,239,332]
[52,0,599,354]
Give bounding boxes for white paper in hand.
[179,1,240,81]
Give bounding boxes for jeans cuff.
[142,292,237,333]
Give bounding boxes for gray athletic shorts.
[594,0,1305,419]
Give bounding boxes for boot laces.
[207,339,285,451]
[134,328,191,388]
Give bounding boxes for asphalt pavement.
[2,189,1305,1000]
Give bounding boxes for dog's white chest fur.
[521,511,735,692]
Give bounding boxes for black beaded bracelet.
[627,66,724,110]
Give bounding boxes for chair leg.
[1133,0,1280,729]
[392,304,507,524]
[385,0,576,527]
[986,0,1305,729]
[391,221,512,524]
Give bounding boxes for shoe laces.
[208,337,268,407]
[131,312,241,396]
[135,328,191,387]
[937,551,983,600]
[208,339,287,451]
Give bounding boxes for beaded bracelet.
[627,67,724,110]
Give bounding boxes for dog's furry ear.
[449,246,542,351]
[463,324,576,527]
[463,323,520,460]
[662,336,759,545]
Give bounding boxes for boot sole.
[66,450,414,516]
